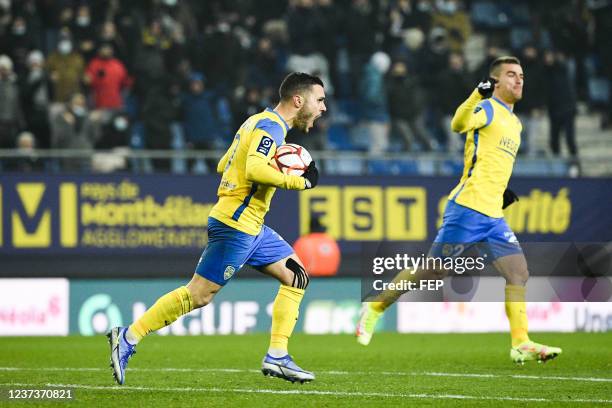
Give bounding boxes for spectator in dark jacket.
[50,92,98,170]
[544,50,578,158]
[20,50,51,148]
[181,73,219,145]
[515,45,547,156]
[386,60,432,151]
[2,15,40,76]
[142,79,179,171]
[0,55,24,148]
[181,72,222,171]
[359,51,391,154]
[71,5,97,61]
[436,52,473,151]
[5,131,45,172]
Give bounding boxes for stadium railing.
[0,148,571,177]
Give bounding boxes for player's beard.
[294,106,315,133]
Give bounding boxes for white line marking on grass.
[1,366,611,383]
[0,382,610,404]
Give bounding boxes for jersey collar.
[266,108,290,132]
[491,96,513,113]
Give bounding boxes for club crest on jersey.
[256,136,274,155]
[504,231,519,243]
[224,265,236,280]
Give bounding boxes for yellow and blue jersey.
[209,108,305,236]
[448,90,522,218]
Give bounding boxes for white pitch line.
[1,366,611,383]
[0,382,610,404]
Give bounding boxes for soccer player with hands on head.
[357,57,561,364]
[108,73,326,385]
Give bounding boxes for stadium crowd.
[0,0,611,172]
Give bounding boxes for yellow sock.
[372,268,418,312]
[129,286,193,342]
[269,285,304,353]
[370,301,386,313]
[505,284,530,347]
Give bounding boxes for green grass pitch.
[1,333,611,407]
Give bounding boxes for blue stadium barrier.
[440,159,465,176]
[513,159,552,176]
[367,160,420,176]
[324,158,364,175]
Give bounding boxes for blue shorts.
[195,217,294,286]
[430,200,522,261]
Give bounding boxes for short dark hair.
[489,56,521,77]
[279,72,324,101]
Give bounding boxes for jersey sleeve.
[216,146,231,174]
[451,89,494,133]
[245,129,305,190]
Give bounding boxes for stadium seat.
[471,1,511,29]
[510,27,533,50]
[588,77,610,105]
[327,124,354,150]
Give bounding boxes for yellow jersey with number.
[448,90,522,218]
[209,108,305,235]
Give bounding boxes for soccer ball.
[271,143,312,176]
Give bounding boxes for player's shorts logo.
[256,136,274,155]
[223,265,236,280]
[504,231,519,243]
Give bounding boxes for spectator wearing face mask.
[359,51,392,154]
[4,131,45,172]
[84,43,131,110]
[0,54,25,148]
[431,0,471,53]
[2,15,40,75]
[99,21,129,69]
[19,50,51,149]
[386,59,432,152]
[47,36,85,103]
[180,72,223,172]
[50,92,97,170]
[71,5,97,61]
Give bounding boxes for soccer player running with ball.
[356,57,562,364]
[108,73,326,385]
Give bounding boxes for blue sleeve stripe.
[232,183,258,221]
[451,129,479,201]
[467,129,479,177]
[481,100,494,127]
[255,118,285,147]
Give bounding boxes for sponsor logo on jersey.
[256,136,274,155]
